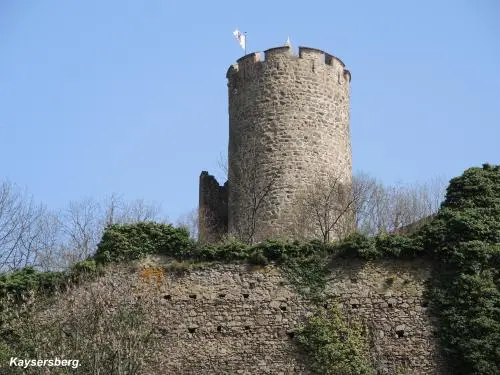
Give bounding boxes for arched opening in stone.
[217,326,222,332]
[280,306,287,312]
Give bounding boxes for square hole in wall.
[163,294,171,300]
[243,293,249,299]
[189,294,197,299]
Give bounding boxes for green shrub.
[336,232,378,259]
[196,236,249,261]
[375,233,424,259]
[296,303,375,375]
[0,267,64,301]
[94,222,195,264]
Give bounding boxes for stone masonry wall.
[227,46,352,242]
[199,171,228,242]
[50,257,444,374]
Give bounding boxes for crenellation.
[298,46,326,63]
[264,46,293,60]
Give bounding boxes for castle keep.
[199,45,352,242]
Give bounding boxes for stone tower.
[199,45,352,243]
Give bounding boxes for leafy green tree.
[422,164,500,374]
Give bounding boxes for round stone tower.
[226,46,352,243]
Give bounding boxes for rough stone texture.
[48,257,445,374]
[199,45,352,243]
[199,171,228,242]
[323,259,443,374]
[226,46,352,242]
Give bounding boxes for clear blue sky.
[1,1,499,222]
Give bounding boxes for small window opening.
[188,327,196,333]
[163,295,171,300]
[396,329,405,338]
[217,326,222,332]
[189,294,197,299]
[245,325,251,331]
[351,303,359,309]
[218,293,226,298]
[280,306,287,312]
[286,331,295,339]
[243,293,249,299]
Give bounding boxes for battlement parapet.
[226,45,351,82]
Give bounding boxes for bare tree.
[103,194,165,225]
[353,173,446,235]
[59,198,103,266]
[176,208,199,240]
[0,181,49,271]
[216,151,229,184]
[290,172,359,243]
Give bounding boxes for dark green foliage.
[296,303,375,375]
[375,233,424,259]
[336,232,377,259]
[336,232,424,260]
[195,236,250,261]
[423,164,500,374]
[0,267,64,301]
[94,222,196,263]
[194,238,328,265]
